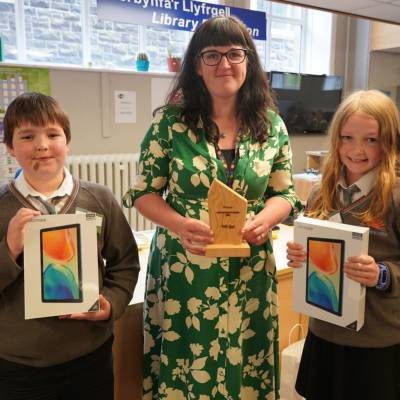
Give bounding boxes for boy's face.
[7,123,69,189]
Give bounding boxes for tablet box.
[293,216,369,331]
[24,213,99,319]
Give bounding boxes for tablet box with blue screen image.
[293,216,369,331]
[24,213,99,319]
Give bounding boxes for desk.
[273,225,308,353]
[113,226,307,400]
[130,226,294,305]
[113,231,151,400]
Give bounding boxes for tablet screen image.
[306,238,344,315]
[40,224,83,302]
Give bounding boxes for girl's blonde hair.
[307,90,400,225]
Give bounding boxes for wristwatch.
[376,263,390,291]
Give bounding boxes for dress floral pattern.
[127,106,300,400]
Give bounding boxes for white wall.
[345,18,371,93]
[368,51,400,104]
[290,134,329,173]
[50,68,173,156]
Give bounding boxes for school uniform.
[0,170,140,400]
[296,170,400,400]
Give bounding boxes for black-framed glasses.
[199,48,248,66]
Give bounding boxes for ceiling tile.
[279,0,400,23]
[286,0,377,10]
[355,3,400,21]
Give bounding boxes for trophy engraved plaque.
[205,179,251,257]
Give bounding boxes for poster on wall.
[0,66,50,110]
[115,90,137,123]
[97,0,267,41]
[0,67,50,185]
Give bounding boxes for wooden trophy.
[205,179,250,257]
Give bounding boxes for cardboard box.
[24,214,99,319]
[293,216,369,331]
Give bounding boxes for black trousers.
[0,336,114,400]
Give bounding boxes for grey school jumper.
[306,181,400,348]
[0,179,140,367]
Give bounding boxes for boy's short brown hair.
[3,92,71,148]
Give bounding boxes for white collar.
[338,168,378,197]
[14,167,74,201]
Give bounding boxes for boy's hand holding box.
[293,216,369,331]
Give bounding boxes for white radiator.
[66,153,154,231]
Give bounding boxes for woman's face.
[196,45,247,102]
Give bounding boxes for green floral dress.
[127,106,300,400]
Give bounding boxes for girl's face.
[338,112,382,185]
[196,45,247,103]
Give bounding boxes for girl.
[287,90,400,400]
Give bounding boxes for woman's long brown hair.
[158,16,277,143]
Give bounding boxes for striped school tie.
[33,196,63,214]
[341,185,360,207]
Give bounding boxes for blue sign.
[97,0,267,41]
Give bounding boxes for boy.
[0,92,140,400]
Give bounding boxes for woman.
[124,16,300,400]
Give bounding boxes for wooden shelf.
[306,150,328,171]
[370,21,400,52]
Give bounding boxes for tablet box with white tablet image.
[293,216,369,331]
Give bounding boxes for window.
[0,0,192,70]
[269,20,302,72]
[271,2,302,19]
[139,0,221,71]
[303,8,333,75]
[0,0,332,74]
[251,0,333,75]
[90,0,139,69]
[24,0,83,65]
[141,26,188,71]
[0,0,17,61]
